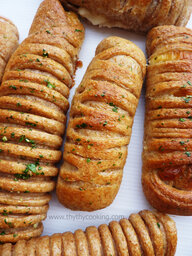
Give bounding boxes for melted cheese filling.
[78,8,125,28]
[150,51,192,64]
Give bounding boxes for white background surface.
[0,0,192,254]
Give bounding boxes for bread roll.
[0,0,84,242]
[57,36,146,211]
[142,25,192,215]
[61,0,192,33]
[0,17,19,82]
[0,210,177,256]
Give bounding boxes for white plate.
[0,1,192,255]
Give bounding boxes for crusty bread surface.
[0,0,84,242]
[0,16,19,82]
[61,0,191,33]
[143,25,192,215]
[57,36,146,211]
[0,210,177,256]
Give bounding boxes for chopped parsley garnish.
[25,122,36,127]
[76,123,87,129]
[4,219,13,228]
[86,158,91,163]
[2,136,7,142]
[101,92,106,97]
[14,162,44,180]
[179,118,185,122]
[42,49,49,57]
[75,29,82,32]
[103,121,108,126]
[9,85,17,90]
[45,80,55,89]
[185,152,191,157]
[19,135,36,148]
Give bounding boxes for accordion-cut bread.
[57,36,146,211]
[0,17,19,82]
[0,210,177,256]
[142,25,192,215]
[61,0,192,33]
[0,0,84,242]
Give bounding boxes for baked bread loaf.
[0,17,19,82]
[142,25,192,215]
[0,0,84,242]
[61,0,192,33]
[57,36,146,211]
[0,210,177,256]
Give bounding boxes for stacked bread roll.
[142,25,192,215]
[57,36,146,211]
[61,0,192,33]
[0,210,177,255]
[0,0,84,242]
[0,17,19,82]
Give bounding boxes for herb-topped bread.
[0,0,84,242]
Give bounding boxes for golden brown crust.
[56,36,146,211]
[143,25,192,215]
[0,17,19,82]
[0,0,84,242]
[0,210,177,256]
[60,0,191,33]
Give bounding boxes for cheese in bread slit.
[0,17,19,82]
[0,0,84,242]
[60,0,192,33]
[57,36,146,211]
[0,210,177,256]
[143,25,192,215]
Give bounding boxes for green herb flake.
[179,118,185,122]
[9,85,17,90]
[101,92,106,97]
[119,152,123,159]
[75,29,82,32]
[42,49,49,57]
[2,136,7,142]
[185,152,191,157]
[86,158,91,163]
[76,123,87,129]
